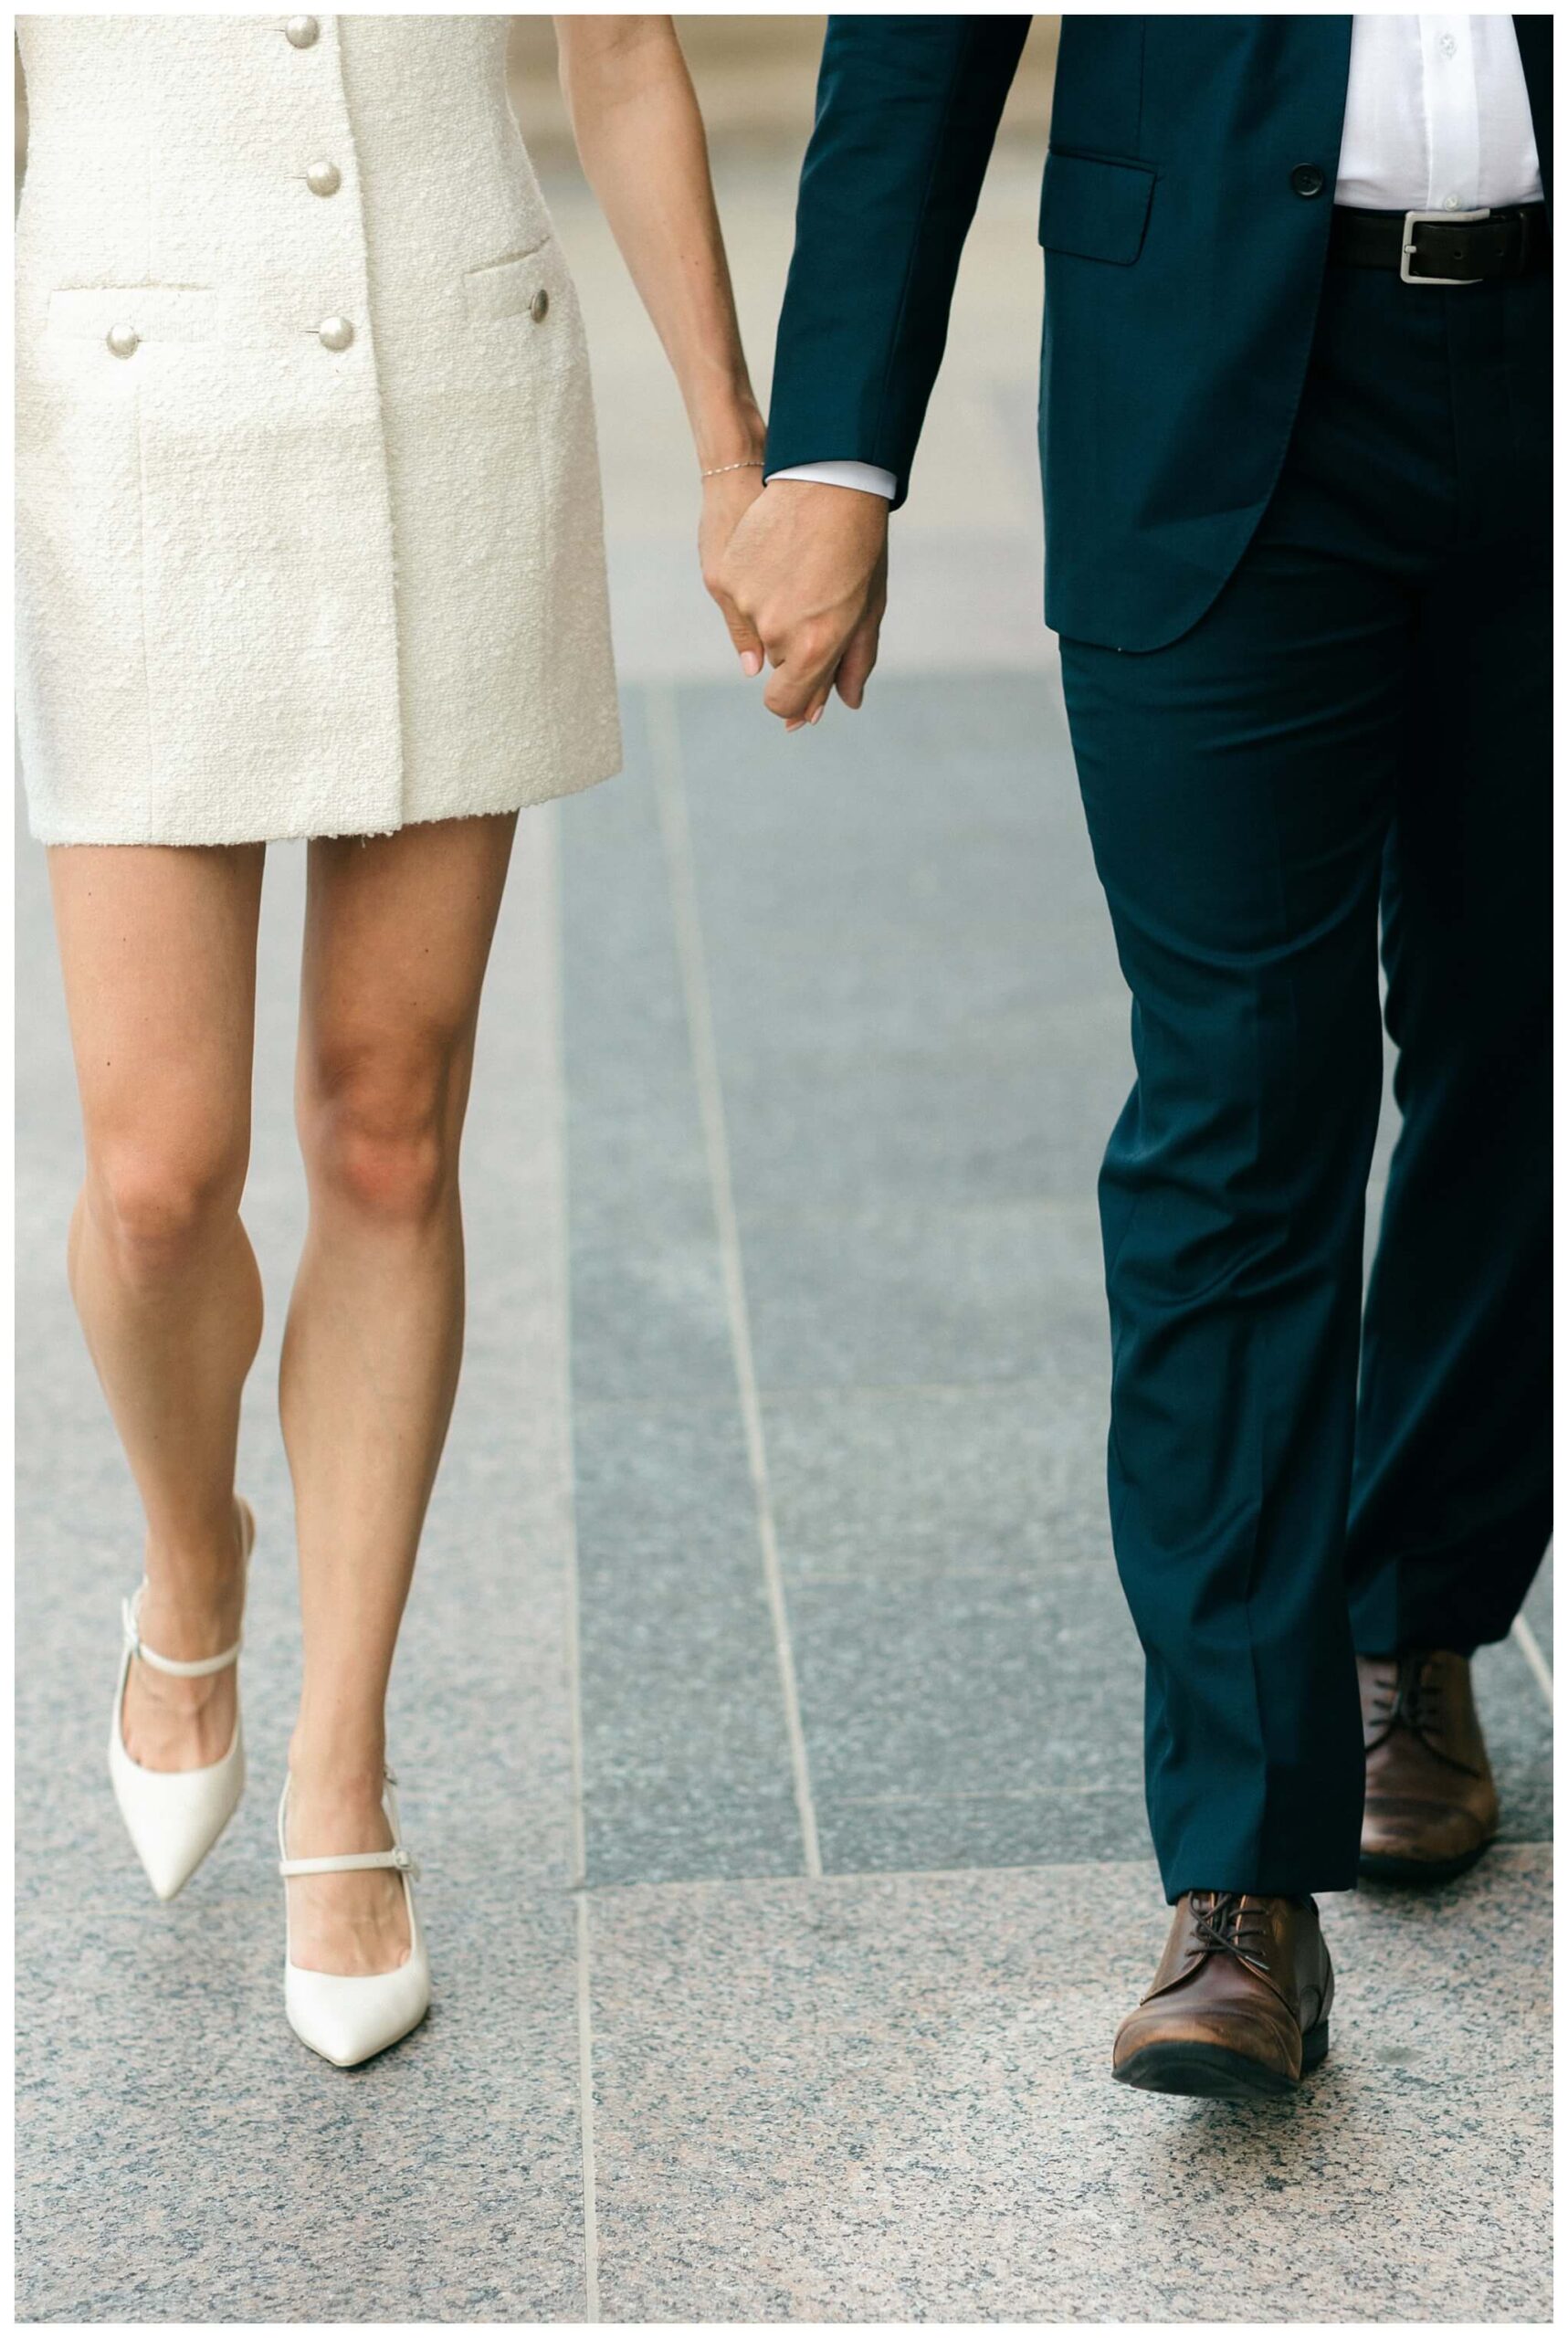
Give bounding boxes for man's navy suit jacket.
[764,15,1552,650]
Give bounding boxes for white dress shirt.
[1337,12,1540,209]
[771,15,1544,500]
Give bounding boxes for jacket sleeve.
[763,16,1030,509]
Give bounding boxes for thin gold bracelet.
[700,458,765,479]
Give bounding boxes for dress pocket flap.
[1038,150,1156,266]
[462,241,554,323]
[47,284,218,342]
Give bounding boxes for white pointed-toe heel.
[107,1497,255,1901]
[278,1769,431,2069]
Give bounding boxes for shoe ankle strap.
[122,1586,243,1679]
[279,1845,420,1880]
[276,1771,418,1880]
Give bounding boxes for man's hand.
[718,480,889,730]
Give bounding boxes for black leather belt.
[1330,204,1551,283]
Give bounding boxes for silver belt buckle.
[1400,207,1491,286]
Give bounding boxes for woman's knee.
[86,1127,248,1286]
[300,1042,458,1228]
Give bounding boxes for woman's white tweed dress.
[16,14,621,846]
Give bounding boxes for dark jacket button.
[1290,163,1327,198]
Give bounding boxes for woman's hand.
[700,463,767,676]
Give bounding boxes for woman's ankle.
[284,1751,395,1859]
[287,1734,389,1808]
[137,1517,247,1659]
[136,1585,245,1652]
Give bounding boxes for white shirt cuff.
[767,459,898,500]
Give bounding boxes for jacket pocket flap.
[1038,151,1156,266]
[463,240,553,322]
[48,284,218,342]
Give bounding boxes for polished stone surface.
[763,1375,1112,1585]
[588,1850,1552,2324]
[573,1399,805,1886]
[561,700,739,1411]
[1472,1634,1554,1845]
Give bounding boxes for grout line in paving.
[545,801,589,1894]
[774,1564,1108,1589]
[647,680,824,1881]
[571,1837,1554,1902]
[575,1893,601,2326]
[1511,1612,1553,1713]
[542,802,600,2320]
[574,1371,1112,1408]
[701,1195,1099,1226]
[828,1784,1140,1807]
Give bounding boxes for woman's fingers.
[711,588,765,677]
[700,556,765,673]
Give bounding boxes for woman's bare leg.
[280,812,517,1975]
[47,845,265,1768]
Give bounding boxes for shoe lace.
[1364,1652,1479,1775]
[1189,1890,1273,1964]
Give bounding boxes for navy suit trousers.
[1058,257,1551,1900]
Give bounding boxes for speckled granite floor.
[16,671,1552,2322]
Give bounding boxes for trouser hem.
[1161,1868,1363,1906]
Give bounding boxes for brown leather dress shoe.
[1358,1648,1499,1884]
[1113,1891,1332,2101]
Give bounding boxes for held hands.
[712,480,889,730]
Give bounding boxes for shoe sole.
[1358,1842,1491,1887]
[1115,2021,1329,2102]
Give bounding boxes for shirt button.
[1290,163,1326,199]
[1439,31,1458,57]
[1443,195,1460,211]
[305,160,342,196]
[284,15,320,47]
[106,322,140,358]
[530,288,550,322]
[317,314,354,352]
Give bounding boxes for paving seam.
[1511,1613,1553,1711]
[647,680,823,1880]
[568,1839,1552,1901]
[544,797,602,2322]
